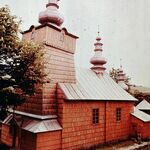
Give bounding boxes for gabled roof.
[3,114,62,133]
[22,119,62,133]
[131,107,150,122]
[136,99,150,110]
[59,68,137,101]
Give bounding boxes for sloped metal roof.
[22,119,62,133]
[3,114,62,133]
[131,107,150,122]
[3,114,13,124]
[59,68,137,101]
[136,99,150,110]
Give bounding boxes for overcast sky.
[0,0,150,87]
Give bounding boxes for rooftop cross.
[120,58,122,69]
[98,25,100,36]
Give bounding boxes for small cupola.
[117,66,129,91]
[39,0,64,26]
[90,31,107,74]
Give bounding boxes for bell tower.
[18,0,78,116]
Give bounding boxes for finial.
[48,0,59,3]
[98,25,100,36]
[96,25,101,41]
[120,58,122,68]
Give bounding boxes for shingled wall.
[131,116,150,139]
[57,86,134,149]
[17,24,78,115]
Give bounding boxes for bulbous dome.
[39,0,64,26]
[90,53,107,65]
[117,67,129,90]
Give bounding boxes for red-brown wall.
[36,131,62,150]
[131,116,150,139]
[105,102,133,142]
[17,25,77,116]
[20,130,36,150]
[1,124,13,147]
[57,87,134,149]
[20,130,62,150]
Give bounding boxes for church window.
[116,108,121,121]
[92,108,99,124]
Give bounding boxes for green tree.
[0,6,45,120]
[109,68,119,83]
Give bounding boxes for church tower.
[18,0,78,116]
[90,31,107,74]
[117,66,129,91]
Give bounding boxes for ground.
[0,138,150,150]
[97,140,150,150]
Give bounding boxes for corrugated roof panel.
[98,73,117,99]
[131,107,150,122]
[23,119,62,133]
[3,114,13,124]
[34,122,46,132]
[65,83,80,99]
[76,82,91,98]
[102,73,131,100]
[59,83,74,99]
[58,68,137,101]
[3,114,62,133]
[136,99,150,110]
[71,84,85,99]
[23,120,39,131]
[78,70,106,99]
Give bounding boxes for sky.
[0,0,150,87]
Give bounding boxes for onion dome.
[90,32,107,74]
[39,0,64,26]
[117,66,129,90]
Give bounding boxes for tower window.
[92,108,99,124]
[116,108,121,121]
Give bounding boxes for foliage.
[0,6,45,120]
[109,68,119,83]
[131,89,150,105]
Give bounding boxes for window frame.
[92,108,99,124]
[116,107,122,121]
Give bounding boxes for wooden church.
[1,0,150,150]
